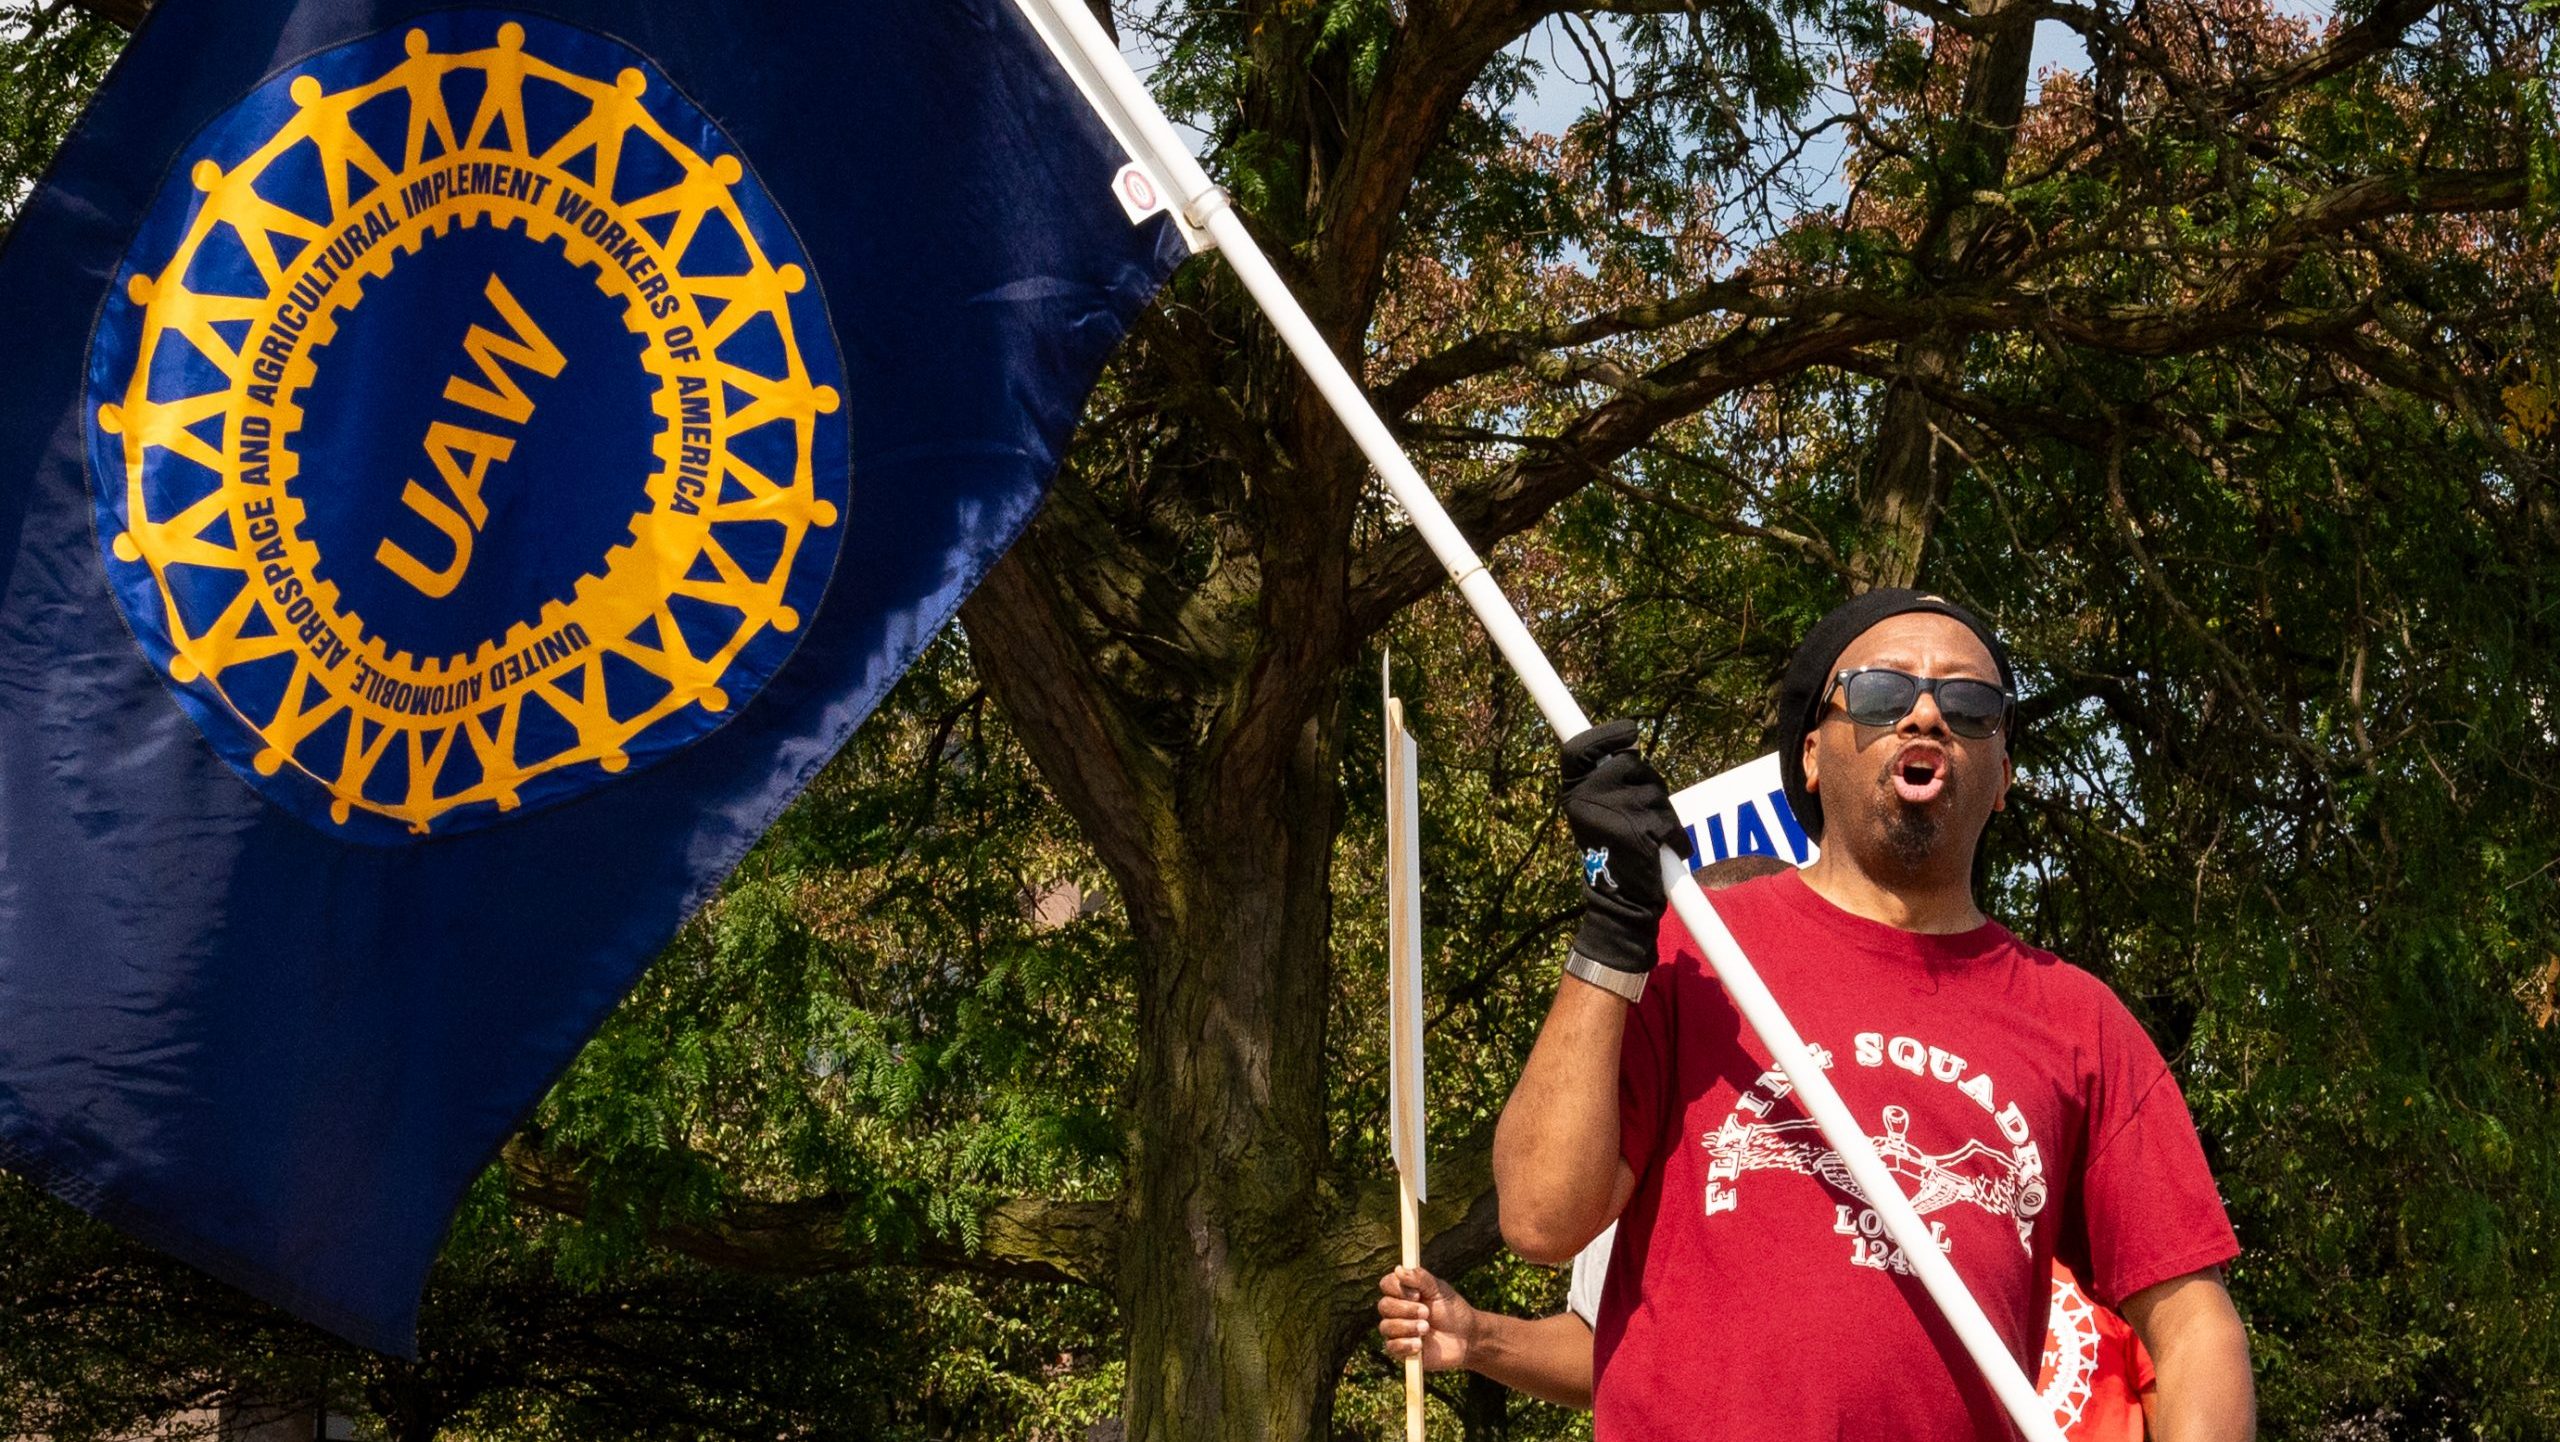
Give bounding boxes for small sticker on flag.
[1113,161,1165,224]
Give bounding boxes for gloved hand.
[1561,720,1691,975]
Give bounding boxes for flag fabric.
[0,0,1184,1354]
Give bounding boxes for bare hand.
[1377,1264,1477,1372]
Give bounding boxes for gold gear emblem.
[96,22,842,835]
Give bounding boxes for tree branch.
[960,533,1192,939]
[502,1143,1121,1291]
[1378,278,1765,415]
[1889,0,2440,119]
[1344,147,2524,636]
[1316,0,1548,332]
[1347,305,1912,639]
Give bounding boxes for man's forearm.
[1466,1312,1596,1409]
[2127,1270,2256,1442]
[2151,1346,2255,1442]
[1492,976,1631,1262]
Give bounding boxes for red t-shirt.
[1593,870,2237,1440]
[2042,1259,2154,1442]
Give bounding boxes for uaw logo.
[86,13,848,842]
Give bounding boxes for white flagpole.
[1383,654,1427,1442]
[1009,5,2066,1437]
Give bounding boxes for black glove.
[1560,720,1691,975]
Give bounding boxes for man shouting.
[1493,589,2255,1439]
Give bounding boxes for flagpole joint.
[1180,184,1233,232]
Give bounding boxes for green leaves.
[1310,0,1395,93]
[0,3,123,229]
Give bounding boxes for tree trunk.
[1458,1370,1512,1441]
[1851,0,2041,591]
[363,1374,447,1442]
[962,523,1363,1439]
[1117,691,1346,1441]
[1856,349,1966,591]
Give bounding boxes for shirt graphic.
[1700,1030,2050,1269]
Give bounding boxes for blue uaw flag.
[0,0,1182,1353]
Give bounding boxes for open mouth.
[1891,748,1948,804]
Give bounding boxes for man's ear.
[1801,729,1821,795]
[1991,749,2013,813]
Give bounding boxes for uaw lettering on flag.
[0,0,1182,1353]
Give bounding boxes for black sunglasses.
[1825,668,2013,739]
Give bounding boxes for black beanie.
[1776,589,2016,842]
